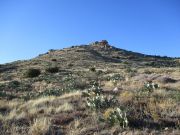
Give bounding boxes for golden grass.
[1,91,81,123]
[119,91,134,103]
[55,102,74,113]
[158,99,176,109]
[103,81,116,88]
[57,91,81,100]
[103,108,114,120]
[29,117,51,135]
[68,119,81,135]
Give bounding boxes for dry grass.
[29,117,51,135]
[103,81,116,88]
[55,102,74,113]
[119,90,134,103]
[3,94,78,121]
[0,91,82,135]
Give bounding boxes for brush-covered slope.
[0,41,180,135]
[1,40,179,74]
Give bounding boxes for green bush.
[24,68,41,78]
[8,80,20,89]
[88,81,103,95]
[89,67,96,72]
[45,67,59,73]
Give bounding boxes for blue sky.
[0,0,180,64]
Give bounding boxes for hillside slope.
[0,41,180,135]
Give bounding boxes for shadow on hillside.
[128,118,177,130]
[88,49,122,63]
[0,64,17,73]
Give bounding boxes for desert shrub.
[85,80,129,128]
[62,74,77,91]
[62,74,87,91]
[51,58,57,62]
[82,81,102,97]
[86,81,117,110]
[45,67,59,73]
[173,92,180,102]
[1,74,12,80]
[96,70,103,75]
[24,68,41,78]
[107,74,124,81]
[105,74,124,87]
[144,69,152,74]
[74,79,87,89]
[39,89,63,97]
[67,63,73,67]
[22,89,63,100]
[8,80,20,89]
[20,89,64,101]
[49,49,55,52]
[0,91,7,97]
[89,67,96,72]
[0,91,16,99]
[112,56,121,59]
[86,95,117,110]
[168,90,180,102]
[0,84,5,91]
[103,107,128,128]
[143,82,159,93]
[0,81,32,94]
[145,60,177,67]
[88,81,103,95]
[136,82,159,99]
[123,61,129,65]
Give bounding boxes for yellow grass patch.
[119,91,134,103]
[29,117,51,135]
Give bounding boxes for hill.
[0,41,180,135]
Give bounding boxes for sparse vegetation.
[0,42,179,134]
[29,117,51,135]
[103,107,128,128]
[45,66,59,73]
